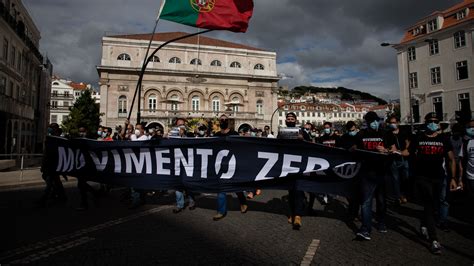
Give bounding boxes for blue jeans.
[360,175,386,233]
[175,190,195,209]
[390,160,409,199]
[438,175,449,224]
[217,192,246,215]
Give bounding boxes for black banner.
[43,136,383,196]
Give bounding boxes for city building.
[50,77,99,125]
[97,32,280,133]
[394,0,474,125]
[0,0,53,156]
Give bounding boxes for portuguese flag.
[159,0,254,33]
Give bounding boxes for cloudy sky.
[23,0,460,100]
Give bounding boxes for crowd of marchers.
[38,111,474,256]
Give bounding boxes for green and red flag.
[159,0,254,33]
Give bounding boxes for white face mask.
[134,129,141,136]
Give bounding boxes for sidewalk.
[0,169,75,191]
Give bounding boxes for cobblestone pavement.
[1,183,473,265]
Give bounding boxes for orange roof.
[69,82,88,90]
[108,32,264,52]
[400,0,474,44]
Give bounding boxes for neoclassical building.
[97,32,280,132]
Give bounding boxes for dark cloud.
[23,0,460,99]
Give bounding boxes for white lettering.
[215,150,236,179]
[196,149,213,178]
[56,147,74,172]
[111,150,122,173]
[303,157,330,174]
[255,152,279,181]
[174,148,194,177]
[155,149,171,175]
[124,148,152,174]
[89,151,108,171]
[280,154,302,177]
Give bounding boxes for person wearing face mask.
[318,122,339,147]
[213,115,248,221]
[278,112,306,230]
[459,119,474,197]
[102,127,113,141]
[385,115,410,205]
[412,112,458,254]
[131,123,149,141]
[97,126,104,141]
[355,111,391,241]
[128,123,149,209]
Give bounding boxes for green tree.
[61,89,102,138]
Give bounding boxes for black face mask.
[286,122,296,127]
[219,120,229,129]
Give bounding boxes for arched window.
[192,96,200,111]
[148,94,157,110]
[232,96,240,112]
[52,81,59,86]
[210,60,222,67]
[230,61,241,68]
[190,58,202,65]
[150,56,160,62]
[170,94,179,111]
[118,95,127,116]
[256,99,263,115]
[117,53,131,61]
[254,63,265,70]
[169,57,181,64]
[212,96,220,112]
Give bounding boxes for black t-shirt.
[318,134,339,147]
[357,129,388,152]
[385,130,409,161]
[413,133,452,178]
[337,133,359,150]
[214,129,239,137]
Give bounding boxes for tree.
[61,89,102,138]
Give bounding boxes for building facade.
[0,0,52,156]
[50,77,100,125]
[97,32,280,132]
[394,0,474,125]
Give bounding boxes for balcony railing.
[140,109,263,120]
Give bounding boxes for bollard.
[20,155,24,182]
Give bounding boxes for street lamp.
[381,42,414,132]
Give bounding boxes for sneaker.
[356,231,371,241]
[213,213,226,221]
[172,207,184,214]
[293,216,302,230]
[420,226,429,241]
[240,204,248,213]
[377,223,388,233]
[430,240,442,255]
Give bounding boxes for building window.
[429,39,439,55]
[412,100,420,123]
[409,72,418,88]
[52,90,58,97]
[169,57,181,64]
[117,53,131,61]
[210,60,222,67]
[454,31,466,48]
[431,67,441,85]
[0,76,6,94]
[427,19,438,32]
[212,96,220,112]
[408,46,416,61]
[433,97,443,120]
[2,38,8,61]
[459,93,471,113]
[191,96,200,111]
[457,10,466,20]
[63,101,69,107]
[190,58,202,65]
[51,101,58,108]
[75,92,80,97]
[10,46,15,66]
[150,56,160,62]
[148,94,157,110]
[51,115,57,123]
[256,99,263,114]
[254,63,264,70]
[118,95,127,116]
[230,61,241,68]
[170,94,179,111]
[456,60,469,80]
[232,96,240,112]
[64,91,69,97]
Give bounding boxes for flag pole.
[128,28,213,124]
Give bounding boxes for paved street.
[1,172,473,265]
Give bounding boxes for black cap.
[424,112,440,121]
[364,111,380,122]
[286,112,297,119]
